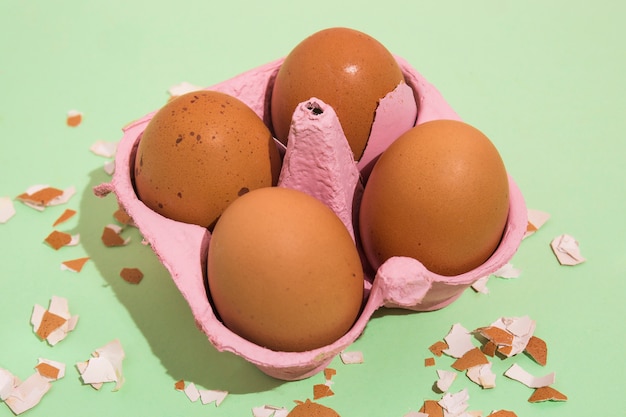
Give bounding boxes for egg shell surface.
[359,119,510,276]
[270,27,406,161]
[207,186,364,352]
[133,90,281,228]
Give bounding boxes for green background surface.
[1,1,624,416]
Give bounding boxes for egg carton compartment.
[94,55,527,381]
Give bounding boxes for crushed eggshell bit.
[323,368,336,381]
[113,206,134,226]
[524,209,550,239]
[550,234,586,266]
[491,263,521,279]
[504,363,555,388]
[487,410,518,417]
[3,373,52,415]
[313,383,334,400]
[174,379,185,390]
[528,386,567,403]
[76,339,125,391]
[66,110,83,127]
[44,230,73,250]
[104,160,115,175]
[1,368,18,401]
[429,340,449,357]
[481,340,498,357]
[101,224,131,247]
[466,363,496,389]
[120,267,143,284]
[61,257,90,272]
[476,326,515,347]
[438,389,470,416]
[199,389,228,406]
[524,336,548,366]
[435,369,457,393]
[487,316,536,357]
[16,186,63,209]
[425,357,436,367]
[53,209,76,227]
[451,348,489,371]
[443,324,475,358]
[0,196,16,223]
[31,296,78,345]
[35,363,60,380]
[35,358,65,381]
[252,404,289,417]
[184,382,200,402]
[471,275,490,294]
[35,310,67,340]
[419,400,444,417]
[90,140,118,158]
[339,350,363,364]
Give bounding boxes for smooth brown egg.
[270,27,405,161]
[359,119,510,276]
[133,90,281,229]
[207,187,364,352]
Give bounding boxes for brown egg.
[207,187,364,352]
[359,119,510,276]
[270,27,405,161]
[133,90,281,229]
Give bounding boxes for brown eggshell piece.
[287,399,341,417]
[133,90,281,228]
[271,27,405,161]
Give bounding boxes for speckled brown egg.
[270,27,405,161]
[207,186,364,352]
[359,119,510,276]
[133,90,281,229]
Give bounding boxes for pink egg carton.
[94,55,527,381]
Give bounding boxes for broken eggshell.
[93,55,527,381]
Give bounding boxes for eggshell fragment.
[0,197,16,223]
[550,234,585,265]
[120,267,143,284]
[52,209,76,226]
[419,400,444,417]
[60,257,90,272]
[524,336,547,366]
[503,363,555,388]
[527,386,567,402]
[451,348,489,371]
[66,110,82,127]
[429,341,449,357]
[96,54,526,380]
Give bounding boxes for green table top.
[1,1,624,416]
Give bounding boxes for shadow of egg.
[73,167,283,393]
